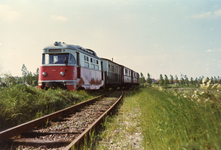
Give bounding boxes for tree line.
[0,64,39,86]
[139,73,221,87]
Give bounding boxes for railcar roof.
[43,41,100,59]
[101,58,123,67]
[101,57,138,74]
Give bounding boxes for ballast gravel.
[96,103,144,149]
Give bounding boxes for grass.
[139,86,221,150]
[0,84,101,131]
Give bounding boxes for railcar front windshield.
[42,53,76,65]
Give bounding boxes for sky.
[0,0,221,79]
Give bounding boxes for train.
[38,41,139,91]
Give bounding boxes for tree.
[210,76,214,85]
[147,73,152,84]
[21,64,28,83]
[184,75,189,86]
[198,77,202,85]
[170,75,174,84]
[194,77,198,87]
[32,68,39,86]
[26,71,33,85]
[214,76,218,84]
[181,77,185,87]
[164,74,169,87]
[175,75,179,86]
[190,77,194,85]
[140,73,145,84]
[218,76,221,84]
[159,74,164,86]
[2,72,16,85]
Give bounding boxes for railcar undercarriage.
[40,82,68,90]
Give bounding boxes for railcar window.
[42,53,76,64]
[95,65,99,70]
[42,54,45,64]
[96,60,98,64]
[84,62,89,68]
[111,66,114,72]
[69,54,76,64]
[84,56,89,61]
[91,64,95,69]
[91,58,96,63]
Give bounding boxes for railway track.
[0,91,123,150]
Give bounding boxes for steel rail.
[64,91,124,150]
[0,92,110,141]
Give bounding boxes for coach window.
[115,66,118,73]
[95,65,99,70]
[125,69,128,75]
[108,64,110,70]
[96,60,98,64]
[111,66,114,72]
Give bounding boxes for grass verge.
[0,84,101,131]
[139,87,221,150]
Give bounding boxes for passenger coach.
[101,58,122,90]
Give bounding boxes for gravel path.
[96,95,144,150]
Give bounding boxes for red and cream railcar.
[38,41,105,91]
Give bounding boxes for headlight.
[42,72,47,77]
[60,72,65,77]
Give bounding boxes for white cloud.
[207,48,221,52]
[51,15,68,22]
[191,9,221,19]
[192,12,211,19]
[214,9,221,16]
[0,4,21,21]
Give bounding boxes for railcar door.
[77,52,80,78]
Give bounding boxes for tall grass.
[139,87,221,149]
[0,84,98,131]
